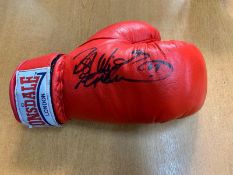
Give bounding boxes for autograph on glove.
[73,47,173,89]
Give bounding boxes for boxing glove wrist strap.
[10,54,64,128]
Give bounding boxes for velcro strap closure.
[15,67,61,128]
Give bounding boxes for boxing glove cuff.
[9,53,69,127]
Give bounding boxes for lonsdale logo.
[19,73,47,126]
[15,67,60,127]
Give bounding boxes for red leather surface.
[63,21,207,123]
[10,21,207,124]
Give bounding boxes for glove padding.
[9,21,207,127]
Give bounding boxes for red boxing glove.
[9,21,207,127]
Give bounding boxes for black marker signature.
[73,48,173,89]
